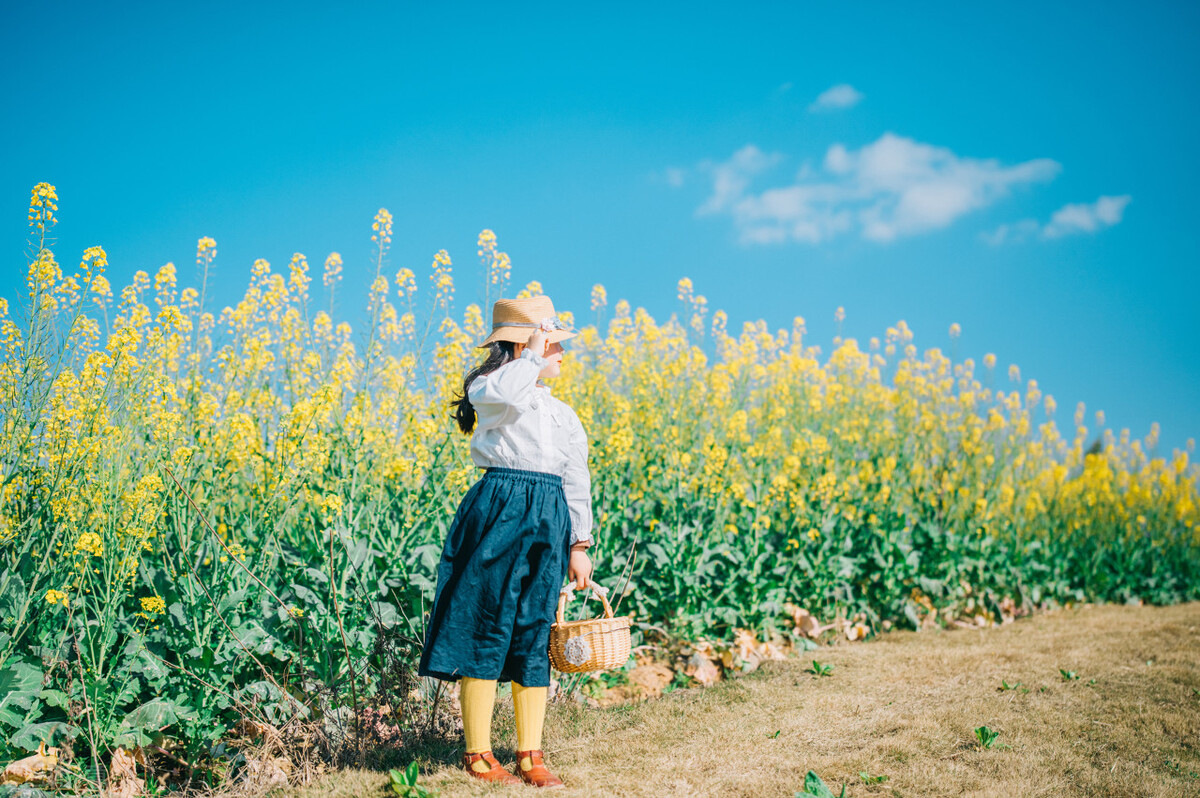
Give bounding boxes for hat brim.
[477,328,578,348]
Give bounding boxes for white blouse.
[467,348,595,548]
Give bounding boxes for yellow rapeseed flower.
[324,252,343,288]
[320,494,344,526]
[591,284,607,311]
[74,532,103,557]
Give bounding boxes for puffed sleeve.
[468,349,546,430]
[562,409,595,547]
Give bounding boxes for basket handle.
[555,582,614,625]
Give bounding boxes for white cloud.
[1042,194,1131,238]
[696,144,783,216]
[697,133,1060,245]
[980,219,1040,246]
[982,195,1131,244]
[664,167,686,188]
[809,83,864,112]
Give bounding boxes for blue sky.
[2,1,1198,455]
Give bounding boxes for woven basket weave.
[548,582,631,674]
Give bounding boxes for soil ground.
[274,600,1200,797]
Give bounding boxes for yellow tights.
[460,677,548,773]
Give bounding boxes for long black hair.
[451,340,518,434]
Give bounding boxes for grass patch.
[277,601,1200,797]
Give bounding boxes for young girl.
[417,295,595,788]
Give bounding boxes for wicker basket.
[548,582,632,674]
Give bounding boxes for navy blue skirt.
[417,466,571,687]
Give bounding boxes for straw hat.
[478,296,578,348]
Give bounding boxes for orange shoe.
[515,749,565,789]
[462,750,522,785]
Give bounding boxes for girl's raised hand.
[526,328,549,358]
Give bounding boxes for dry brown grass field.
[276,601,1200,798]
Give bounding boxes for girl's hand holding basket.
[567,545,593,590]
[549,580,632,673]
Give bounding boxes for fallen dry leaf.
[243,754,293,790]
[761,638,791,661]
[107,746,146,798]
[734,628,759,661]
[685,651,721,686]
[1,742,59,785]
[783,603,829,638]
[235,718,282,742]
[846,622,870,641]
[627,663,675,698]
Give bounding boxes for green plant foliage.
[807,660,834,677]
[974,725,1010,750]
[2,185,1198,790]
[795,769,847,798]
[389,762,440,797]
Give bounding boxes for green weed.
[974,725,1010,750]
[388,762,439,797]
[808,660,835,677]
[1164,759,1200,780]
[796,769,847,798]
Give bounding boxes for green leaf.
[371,601,401,629]
[232,620,279,655]
[302,566,330,585]
[115,698,192,747]
[124,699,186,729]
[0,658,42,730]
[288,584,326,615]
[37,689,68,709]
[918,575,945,597]
[800,770,836,798]
[975,725,1000,749]
[130,649,169,689]
[0,573,27,618]
[903,600,922,630]
[414,544,440,573]
[217,588,249,615]
[645,543,671,570]
[9,720,77,752]
[347,539,372,570]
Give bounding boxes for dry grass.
[274,601,1200,797]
